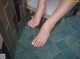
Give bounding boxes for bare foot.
[28,15,41,28]
[28,6,46,28]
[32,26,50,47]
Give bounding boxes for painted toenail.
[32,42,34,45]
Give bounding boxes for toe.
[38,42,43,47]
[41,41,46,47]
[34,41,40,47]
[32,38,37,46]
[36,39,43,47]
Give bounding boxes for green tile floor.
[15,14,80,59]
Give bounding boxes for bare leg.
[32,0,77,47]
[28,0,46,28]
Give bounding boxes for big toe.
[32,38,37,46]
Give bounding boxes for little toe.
[41,42,45,47]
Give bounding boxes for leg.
[32,0,77,47]
[28,0,46,28]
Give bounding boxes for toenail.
[32,42,34,45]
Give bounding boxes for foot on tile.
[28,6,46,28]
[32,26,50,47]
[28,15,40,28]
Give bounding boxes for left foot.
[32,26,51,47]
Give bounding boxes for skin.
[28,0,77,47]
[28,0,46,28]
